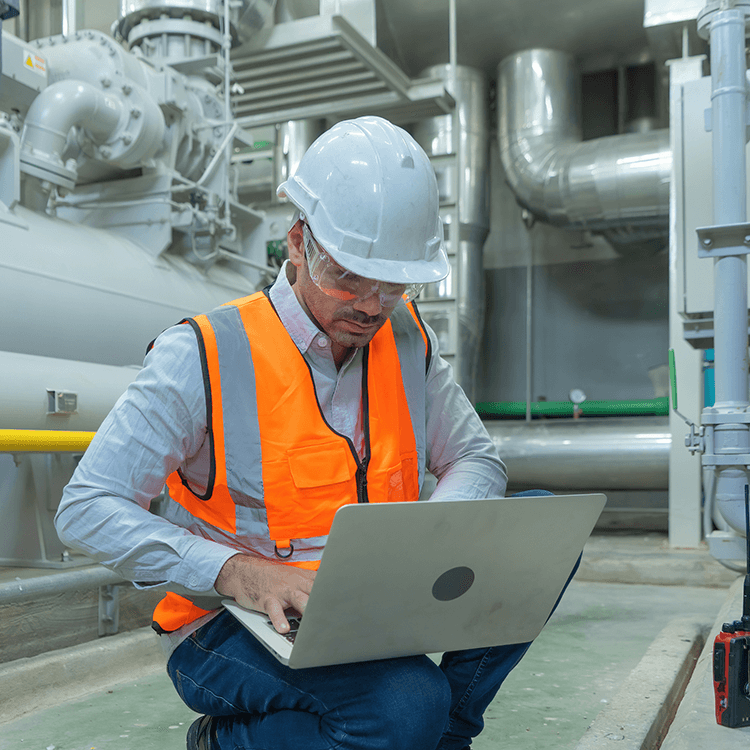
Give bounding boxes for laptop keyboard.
[267,615,302,644]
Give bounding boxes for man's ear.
[287,221,304,267]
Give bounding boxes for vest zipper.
[356,345,372,503]
[356,464,368,503]
[264,291,374,508]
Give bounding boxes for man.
[55,116,529,750]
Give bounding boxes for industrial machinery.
[0,1,276,565]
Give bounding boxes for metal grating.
[230,14,454,128]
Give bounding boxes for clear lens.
[303,223,422,305]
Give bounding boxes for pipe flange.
[83,82,166,169]
[19,151,76,190]
[127,16,225,52]
[697,1,750,40]
[113,0,239,46]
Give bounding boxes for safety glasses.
[302,222,423,306]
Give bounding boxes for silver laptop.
[222,493,606,669]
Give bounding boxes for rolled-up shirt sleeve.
[54,325,237,592]
[422,324,508,501]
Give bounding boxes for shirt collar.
[268,260,324,355]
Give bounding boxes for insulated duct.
[274,119,326,194]
[498,48,671,245]
[413,64,489,402]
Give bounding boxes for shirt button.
[317,336,328,348]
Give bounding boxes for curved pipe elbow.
[498,48,672,233]
[21,80,123,170]
[500,129,672,231]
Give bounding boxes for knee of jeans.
[373,659,451,750]
[511,489,554,497]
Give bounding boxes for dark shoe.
[186,715,215,750]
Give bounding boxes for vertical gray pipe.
[412,65,490,402]
[701,6,750,535]
[710,10,748,405]
[274,119,326,194]
[62,0,76,36]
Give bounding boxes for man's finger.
[266,600,290,634]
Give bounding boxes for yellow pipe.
[0,429,96,452]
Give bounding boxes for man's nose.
[352,292,383,317]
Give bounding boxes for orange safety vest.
[153,291,428,633]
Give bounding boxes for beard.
[328,308,388,349]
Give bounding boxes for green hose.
[476,397,669,419]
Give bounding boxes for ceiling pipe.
[497,48,672,245]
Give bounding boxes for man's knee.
[363,658,451,750]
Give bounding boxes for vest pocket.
[385,451,419,503]
[287,441,357,488]
[264,441,359,542]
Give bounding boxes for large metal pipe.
[497,49,672,235]
[62,0,76,37]
[0,205,254,367]
[20,80,123,191]
[484,417,670,490]
[413,64,489,403]
[274,119,326,196]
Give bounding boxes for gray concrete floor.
[0,578,729,750]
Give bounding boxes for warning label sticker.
[23,53,46,75]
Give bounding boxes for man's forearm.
[56,481,237,591]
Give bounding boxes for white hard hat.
[277,115,449,285]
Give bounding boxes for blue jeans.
[167,491,579,750]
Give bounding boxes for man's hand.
[215,554,316,634]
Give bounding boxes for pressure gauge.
[569,388,587,405]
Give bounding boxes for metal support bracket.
[701,453,750,467]
[702,411,750,424]
[703,101,750,140]
[685,422,706,455]
[696,222,750,257]
[98,583,121,636]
